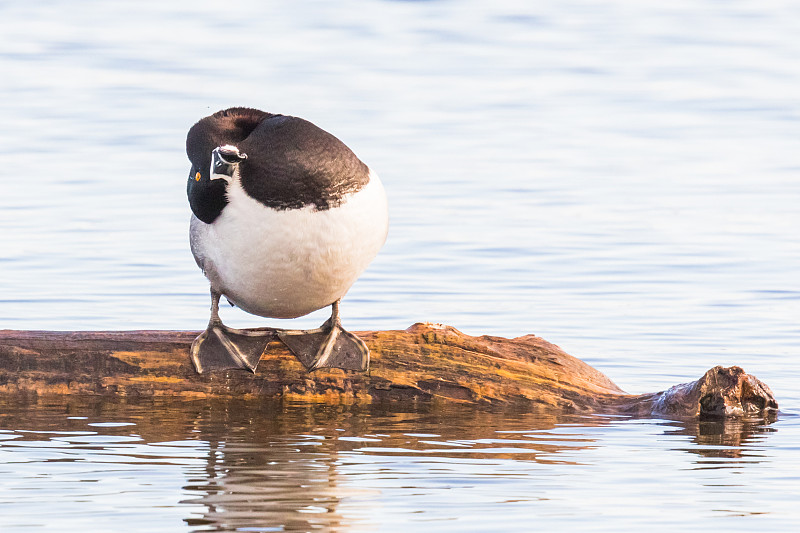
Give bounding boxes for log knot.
[651,365,778,418]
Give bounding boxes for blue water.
[1,399,797,532]
[0,1,799,531]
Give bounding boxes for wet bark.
[0,323,778,418]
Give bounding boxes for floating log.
[0,323,778,418]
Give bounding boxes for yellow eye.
[195,172,201,181]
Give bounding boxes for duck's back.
[237,115,372,211]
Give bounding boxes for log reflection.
[664,417,776,461]
[0,398,779,531]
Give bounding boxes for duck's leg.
[190,290,277,374]
[278,300,370,372]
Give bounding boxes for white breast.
[190,171,389,319]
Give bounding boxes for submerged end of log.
[617,365,779,419]
[0,323,778,419]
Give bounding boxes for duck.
[186,107,388,373]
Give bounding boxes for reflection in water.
[181,403,358,531]
[0,398,785,531]
[178,402,596,531]
[665,418,776,461]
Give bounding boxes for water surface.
[0,0,799,530]
[0,399,796,532]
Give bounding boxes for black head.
[186,107,275,223]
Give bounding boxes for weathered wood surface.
[0,323,778,418]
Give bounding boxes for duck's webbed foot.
[278,300,370,372]
[191,323,277,374]
[190,291,277,374]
